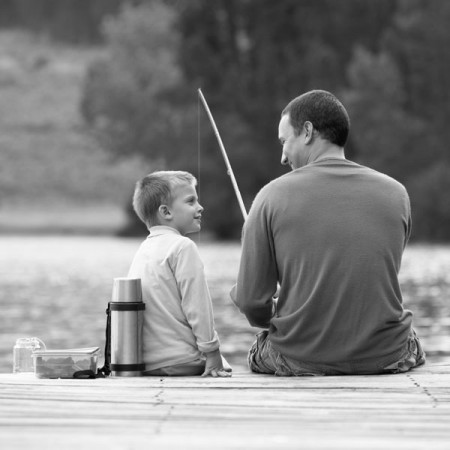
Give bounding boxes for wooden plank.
[0,364,449,450]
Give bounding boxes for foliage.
[343,0,450,240]
[0,30,144,237]
[80,1,246,237]
[79,0,450,240]
[0,0,123,43]
[342,46,428,183]
[81,1,188,161]
[177,0,397,174]
[409,164,450,242]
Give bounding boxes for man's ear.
[304,121,314,144]
[158,204,172,220]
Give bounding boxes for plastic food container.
[32,347,100,379]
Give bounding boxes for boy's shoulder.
[149,226,191,242]
[169,234,198,252]
[148,228,199,253]
[161,235,202,270]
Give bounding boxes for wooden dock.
[1,364,450,449]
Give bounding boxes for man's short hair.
[282,90,350,147]
[133,170,196,227]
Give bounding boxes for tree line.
[3,0,449,240]
[0,0,123,43]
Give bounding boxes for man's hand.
[230,284,238,305]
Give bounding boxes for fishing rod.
[199,89,280,303]
[197,88,248,221]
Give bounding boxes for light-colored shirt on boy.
[128,226,220,371]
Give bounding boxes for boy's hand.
[202,349,232,377]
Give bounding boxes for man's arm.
[234,190,278,328]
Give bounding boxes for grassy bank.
[0,30,145,234]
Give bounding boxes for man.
[233,90,425,376]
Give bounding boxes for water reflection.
[0,236,449,373]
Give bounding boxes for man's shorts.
[248,329,426,376]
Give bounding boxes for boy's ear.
[158,204,172,219]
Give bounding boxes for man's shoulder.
[255,161,408,206]
[256,167,317,198]
[357,163,408,193]
[259,170,299,191]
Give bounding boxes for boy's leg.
[144,356,232,376]
[144,359,205,376]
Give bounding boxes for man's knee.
[248,330,276,374]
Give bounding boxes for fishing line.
[197,91,202,245]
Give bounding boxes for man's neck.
[307,141,345,165]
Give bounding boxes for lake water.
[1,235,449,373]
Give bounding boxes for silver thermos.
[110,277,145,377]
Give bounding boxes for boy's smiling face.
[165,183,203,235]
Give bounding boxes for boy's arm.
[174,241,231,377]
[173,240,222,354]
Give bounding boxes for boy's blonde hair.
[133,170,197,227]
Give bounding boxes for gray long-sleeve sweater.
[235,158,414,372]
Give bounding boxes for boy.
[128,170,231,377]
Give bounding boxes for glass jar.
[13,337,46,373]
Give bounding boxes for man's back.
[236,158,413,372]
